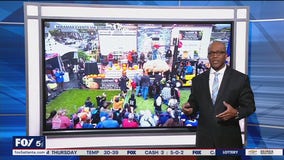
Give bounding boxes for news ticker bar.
[12,149,284,156]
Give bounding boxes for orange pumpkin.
[89,82,99,89]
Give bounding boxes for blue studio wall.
[0,1,284,160]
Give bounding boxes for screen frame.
[25,2,249,148]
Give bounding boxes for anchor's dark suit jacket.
[188,66,255,148]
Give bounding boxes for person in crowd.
[107,52,114,67]
[162,116,182,127]
[77,107,91,124]
[128,93,137,113]
[90,108,100,124]
[153,72,163,86]
[112,109,123,125]
[96,92,107,108]
[46,110,57,130]
[77,58,85,82]
[112,96,124,112]
[51,112,61,130]
[46,63,54,76]
[54,68,65,93]
[118,72,129,93]
[165,49,172,65]
[162,107,182,127]
[100,101,112,119]
[120,103,131,119]
[182,41,255,160]
[122,113,139,128]
[161,81,171,105]
[127,51,133,67]
[139,110,156,127]
[197,61,207,73]
[130,79,136,93]
[184,61,194,76]
[152,47,159,60]
[84,97,93,108]
[46,73,56,83]
[152,72,163,99]
[168,96,178,111]
[140,71,150,100]
[73,116,82,129]
[95,116,106,128]
[132,51,138,65]
[45,74,57,100]
[157,108,171,127]
[154,94,163,115]
[58,109,72,129]
[138,52,145,69]
[52,109,71,129]
[177,62,186,80]
[134,73,142,96]
[183,114,199,127]
[100,112,120,128]
[170,83,180,103]
[82,117,94,128]
[66,63,74,80]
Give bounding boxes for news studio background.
[1,1,284,160]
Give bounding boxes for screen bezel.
[25,3,249,148]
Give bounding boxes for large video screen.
[43,20,232,134]
[25,3,249,148]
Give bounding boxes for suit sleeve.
[187,78,199,116]
[236,75,256,120]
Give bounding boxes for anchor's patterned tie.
[212,72,220,105]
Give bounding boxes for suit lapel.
[215,67,231,105]
[203,71,212,105]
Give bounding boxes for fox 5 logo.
[13,136,46,149]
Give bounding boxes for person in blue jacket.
[54,68,64,93]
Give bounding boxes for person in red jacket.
[122,113,138,128]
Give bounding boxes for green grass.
[46,88,191,118]
[130,89,190,114]
[46,89,120,118]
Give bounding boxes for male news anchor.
[182,41,256,160]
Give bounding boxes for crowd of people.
[45,45,201,130]
[46,74,199,130]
